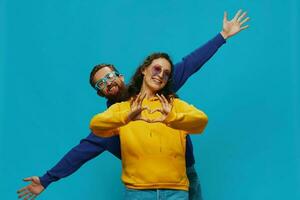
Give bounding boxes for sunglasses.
[94,71,120,91]
[151,65,170,82]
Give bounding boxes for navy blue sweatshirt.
[39,33,226,188]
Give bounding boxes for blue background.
[1,0,299,199]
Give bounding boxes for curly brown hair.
[126,52,177,101]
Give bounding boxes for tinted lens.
[107,72,115,80]
[152,65,162,76]
[97,80,106,89]
[95,71,118,90]
[152,65,169,81]
[163,73,169,81]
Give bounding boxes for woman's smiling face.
[142,58,171,93]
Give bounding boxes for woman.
[90,53,208,200]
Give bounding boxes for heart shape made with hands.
[132,106,167,123]
[140,106,165,115]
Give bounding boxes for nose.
[157,70,164,79]
[106,79,115,87]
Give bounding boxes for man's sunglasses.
[94,71,120,91]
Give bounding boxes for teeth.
[152,78,162,84]
[109,85,117,91]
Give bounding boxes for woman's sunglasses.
[151,65,170,82]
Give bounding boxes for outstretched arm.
[17,133,121,199]
[172,9,250,92]
[39,134,109,187]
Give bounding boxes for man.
[17,10,249,200]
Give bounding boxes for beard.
[104,82,128,103]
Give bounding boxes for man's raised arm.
[172,9,250,92]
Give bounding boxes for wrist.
[125,113,132,124]
[220,31,229,40]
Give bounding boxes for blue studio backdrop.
[1,0,299,199]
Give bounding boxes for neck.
[140,82,156,99]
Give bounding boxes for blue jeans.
[187,165,203,200]
[124,188,188,200]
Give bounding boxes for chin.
[108,89,120,97]
[150,84,165,92]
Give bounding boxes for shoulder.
[171,97,195,108]
[109,101,131,110]
[171,97,187,104]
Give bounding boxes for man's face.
[93,67,125,99]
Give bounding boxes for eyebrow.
[153,65,170,71]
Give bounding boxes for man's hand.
[17,176,44,200]
[221,9,250,39]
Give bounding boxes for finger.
[130,96,136,107]
[18,190,29,198]
[137,107,148,119]
[161,94,169,104]
[150,108,163,114]
[131,106,148,121]
[156,93,164,104]
[136,92,142,101]
[136,94,145,109]
[133,93,143,109]
[150,117,164,123]
[161,94,171,111]
[23,177,34,182]
[136,116,151,123]
[139,93,146,104]
[233,9,242,21]
[240,17,250,25]
[130,97,134,106]
[160,95,168,109]
[24,193,34,200]
[134,93,141,105]
[141,106,150,113]
[157,94,166,108]
[17,186,28,194]
[136,92,145,106]
[237,11,247,22]
[240,25,249,30]
[223,11,228,22]
[30,195,37,200]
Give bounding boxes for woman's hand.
[150,94,173,123]
[126,93,150,123]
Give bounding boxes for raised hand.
[150,94,173,123]
[17,176,44,200]
[126,93,150,123]
[221,9,250,39]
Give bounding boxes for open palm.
[221,10,250,39]
[17,176,44,199]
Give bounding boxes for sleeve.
[39,133,115,188]
[172,33,226,92]
[163,99,208,134]
[90,102,129,137]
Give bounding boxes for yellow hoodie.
[90,97,208,191]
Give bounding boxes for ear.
[141,67,146,75]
